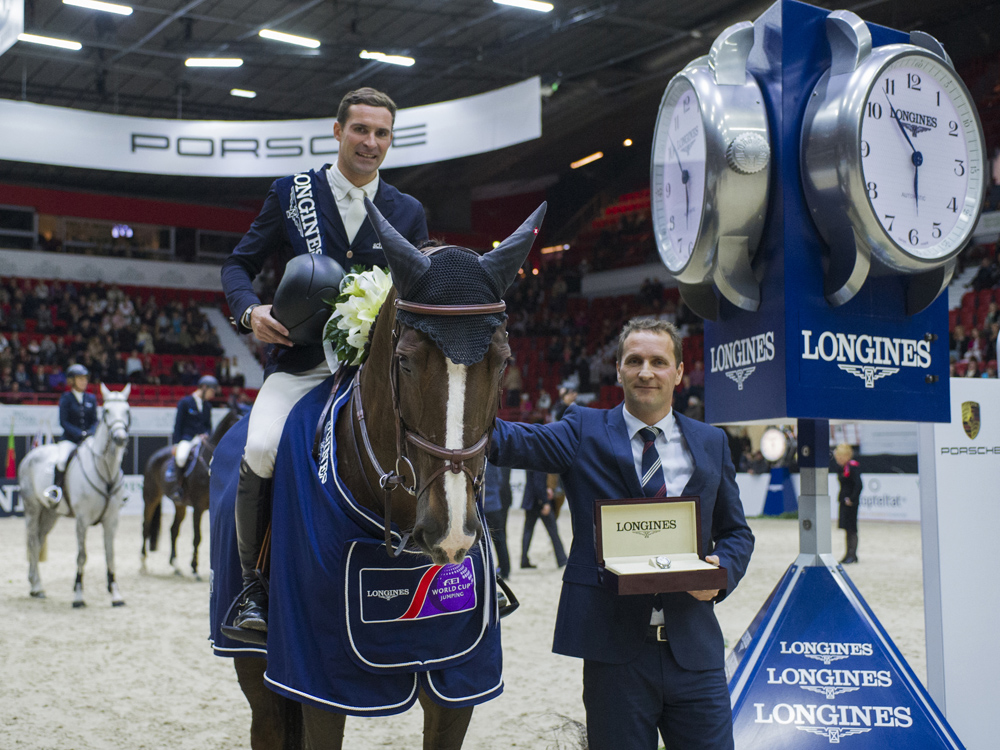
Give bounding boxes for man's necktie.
[639,426,667,498]
[344,187,367,243]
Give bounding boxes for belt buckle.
[655,625,668,642]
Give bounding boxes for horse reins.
[342,250,507,558]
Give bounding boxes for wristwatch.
[241,304,260,331]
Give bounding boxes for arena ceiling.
[0,0,997,209]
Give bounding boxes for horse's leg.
[169,502,187,576]
[235,657,306,750]
[301,705,346,750]
[190,503,206,580]
[103,512,126,607]
[141,492,162,574]
[73,515,88,608]
[25,503,52,597]
[417,690,474,750]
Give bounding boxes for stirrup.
[42,485,63,508]
[220,579,269,646]
[496,575,519,619]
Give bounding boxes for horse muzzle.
[112,430,128,447]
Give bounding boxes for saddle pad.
[262,374,504,716]
[343,537,488,673]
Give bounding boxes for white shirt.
[326,164,379,240]
[621,406,694,498]
[621,406,695,626]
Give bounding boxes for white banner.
[919,378,1000,750]
[0,248,224,290]
[735,472,920,521]
[0,77,541,177]
[0,403,229,436]
[0,0,23,59]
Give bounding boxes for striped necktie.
[639,426,667,498]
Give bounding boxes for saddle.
[42,441,82,511]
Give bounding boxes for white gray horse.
[18,383,132,607]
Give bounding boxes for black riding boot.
[841,532,859,564]
[233,460,272,633]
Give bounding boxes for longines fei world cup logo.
[801,330,931,389]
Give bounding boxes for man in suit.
[491,318,754,750]
[221,87,428,634]
[483,462,512,580]
[520,468,568,569]
[58,363,98,444]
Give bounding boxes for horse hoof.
[194,574,202,582]
[173,568,183,577]
[30,590,46,599]
[72,600,86,609]
[112,600,126,607]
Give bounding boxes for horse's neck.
[89,419,125,476]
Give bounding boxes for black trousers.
[484,508,511,579]
[522,506,567,566]
[583,640,733,750]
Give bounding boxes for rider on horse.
[169,374,218,499]
[220,86,428,638]
[44,363,98,504]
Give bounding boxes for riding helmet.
[271,253,346,345]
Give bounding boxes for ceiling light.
[541,243,570,255]
[359,50,415,67]
[230,89,257,99]
[258,29,320,48]
[623,138,633,147]
[17,33,82,51]
[570,151,603,169]
[185,58,243,68]
[62,0,133,15]
[493,0,554,11]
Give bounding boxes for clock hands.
[666,131,690,228]
[885,93,923,216]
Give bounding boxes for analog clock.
[650,21,771,321]
[801,11,987,314]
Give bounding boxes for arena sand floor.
[0,510,923,749]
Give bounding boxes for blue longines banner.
[0,479,23,517]
[727,564,965,748]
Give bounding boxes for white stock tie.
[344,187,367,244]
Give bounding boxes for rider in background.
[59,364,98,443]
[171,375,218,485]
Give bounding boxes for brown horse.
[229,199,545,750]
[141,407,242,578]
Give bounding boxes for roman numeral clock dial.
[650,22,771,321]
[801,11,986,314]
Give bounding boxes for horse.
[211,199,544,750]
[17,383,133,607]
[140,407,243,579]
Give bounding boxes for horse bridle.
[348,247,506,558]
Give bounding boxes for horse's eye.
[398,355,412,373]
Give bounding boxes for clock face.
[759,428,787,463]
[860,54,984,260]
[652,78,708,273]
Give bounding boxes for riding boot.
[233,460,272,632]
[43,468,65,507]
[841,532,859,564]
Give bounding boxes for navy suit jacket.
[221,167,428,374]
[173,395,212,443]
[491,404,754,670]
[59,391,98,443]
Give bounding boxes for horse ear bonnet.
[271,254,346,345]
[365,199,546,366]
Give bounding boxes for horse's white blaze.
[439,359,474,561]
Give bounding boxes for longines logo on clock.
[801,330,932,389]
[710,331,775,390]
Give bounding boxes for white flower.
[324,267,393,365]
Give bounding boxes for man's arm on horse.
[490,403,583,474]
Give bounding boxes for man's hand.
[250,304,293,347]
[541,502,551,516]
[689,555,721,601]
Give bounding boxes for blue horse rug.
[209,374,504,717]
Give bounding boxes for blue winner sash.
[262,375,504,716]
[277,170,329,256]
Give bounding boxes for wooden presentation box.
[594,497,728,595]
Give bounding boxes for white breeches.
[174,436,201,468]
[243,363,334,478]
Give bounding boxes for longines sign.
[0,77,541,177]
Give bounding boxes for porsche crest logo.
[962,401,981,440]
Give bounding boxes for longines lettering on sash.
[710,331,775,390]
[801,329,932,388]
[616,519,677,538]
[287,173,324,254]
[367,588,410,601]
